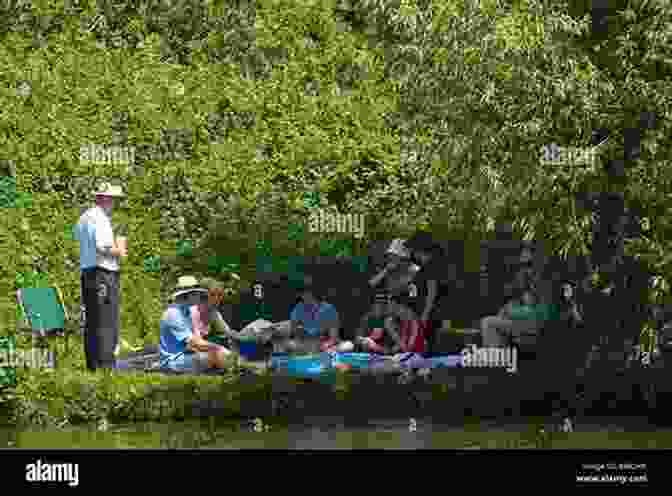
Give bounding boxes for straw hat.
[94,182,125,197]
[172,275,207,299]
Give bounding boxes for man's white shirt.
[74,206,119,271]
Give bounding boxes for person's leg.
[82,271,100,371]
[168,353,205,373]
[507,319,541,343]
[80,274,87,336]
[481,316,512,347]
[95,270,118,369]
[110,270,120,358]
[206,346,232,369]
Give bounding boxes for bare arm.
[369,262,395,287]
[97,242,125,258]
[186,335,211,353]
[421,279,437,321]
[209,309,238,338]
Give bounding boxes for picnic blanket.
[272,352,463,380]
[114,349,464,378]
[377,352,463,370]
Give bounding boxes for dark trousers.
[81,268,120,370]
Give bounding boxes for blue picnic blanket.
[271,352,463,380]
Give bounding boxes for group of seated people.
[158,273,431,373]
[158,238,582,374]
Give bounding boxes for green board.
[0,335,17,389]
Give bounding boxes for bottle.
[321,351,333,370]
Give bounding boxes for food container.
[238,338,268,361]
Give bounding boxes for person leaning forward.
[73,182,127,371]
[159,276,234,373]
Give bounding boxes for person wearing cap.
[73,182,127,371]
[159,276,234,373]
[368,238,423,320]
[368,238,411,288]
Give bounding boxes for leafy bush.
[1,0,671,424]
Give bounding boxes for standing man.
[74,182,127,371]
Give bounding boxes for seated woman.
[354,293,426,354]
[159,276,234,373]
[480,289,559,347]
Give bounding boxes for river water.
[1,416,670,449]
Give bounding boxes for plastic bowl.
[334,352,371,370]
[238,340,265,360]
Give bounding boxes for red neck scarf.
[191,304,209,337]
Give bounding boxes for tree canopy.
[1,0,670,343]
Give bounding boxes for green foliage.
[0,336,17,390]
[15,271,49,289]
[1,0,671,425]
[8,365,244,427]
[0,176,17,208]
[143,255,161,273]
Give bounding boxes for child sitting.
[356,315,403,354]
[356,314,426,354]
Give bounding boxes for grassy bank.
[0,333,277,427]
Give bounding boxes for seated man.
[354,293,426,353]
[480,289,559,347]
[159,276,233,373]
[279,279,352,353]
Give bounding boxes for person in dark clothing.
[403,232,452,352]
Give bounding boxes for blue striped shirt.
[73,206,118,271]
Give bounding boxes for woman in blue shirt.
[159,277,234,373]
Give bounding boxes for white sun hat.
[172,275,207,300]
[94,182,125,197]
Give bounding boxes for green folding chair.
[16,286,72,368]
